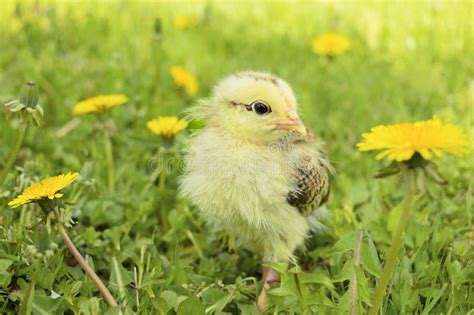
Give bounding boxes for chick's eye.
[251,101,272,115]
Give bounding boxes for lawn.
[0,1,472,314]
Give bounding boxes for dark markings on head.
[228,100,253,112]
[229,72,294,110]
[228,100,247,107]
[236,73,279,87]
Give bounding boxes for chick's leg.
[257,267,280,312]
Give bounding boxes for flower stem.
[158,149,171,230]
[369,172,416,315]
[349,230,364,315]
[57,224,118,308]
[0,118,28,186]
[111,256,127,306]
[103,128,115,192]
[158,156,167,193]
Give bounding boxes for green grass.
[0,1,472,314]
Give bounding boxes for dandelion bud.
[20,81,39,108]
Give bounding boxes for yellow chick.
[179,71,331,310]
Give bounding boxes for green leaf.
[0,259,14,287]
[421,283,447,315]
[173,259,188,285]
[82,227,100,245]
[160,290,178,312]
[335,290,351,314]
[103,307,122,315]
[188,273,214,286]
[298,272,334,289]
[360,238,382,278]
[177,297,206,315]
[109,256,132,308]
[355,267,371,304]
[207,290,235,313]
[237,303,258,315]
[200,287,227,306]
[318,288,335,307]
[397,256,416,312]
[387,204,402,236]
[268,286,297,297]
[18,278,35,315]
[329,231,357,255]
[110,257,133,295]
[277,271,300,298]
[78,297,100,315]
[447,260,462,288]
[264,262,288,273]
[332,260,353,283]
[70,281,83,295]
[348,181,370,204]
[151,297,168,314]
[15,290,64,315]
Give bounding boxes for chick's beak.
[274,110,307,137]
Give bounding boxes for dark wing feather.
[286,156,330,216]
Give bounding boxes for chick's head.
[200,71,307,144]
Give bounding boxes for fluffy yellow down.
[180,71,330,263]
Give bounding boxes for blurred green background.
[1,0,472,176]
[0,1,472,314]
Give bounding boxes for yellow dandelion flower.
[174,15,195,29]
[147,116,188,139]
[73,94,128,115]
[8,172,79,208]
[312,33,351,56]
[357,118,470,162]
[170,66,199,96]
